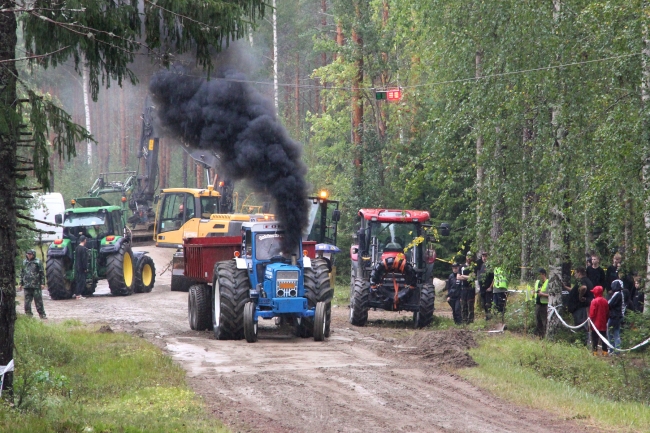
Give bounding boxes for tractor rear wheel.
[415,283,436,328]
[189,284,212,331]
[349,278,370,326]
[212,261,250,340]
[106,243,135,296]
[46,257,73,300]
[303,258,333,337]
[313,302,327,341]
[243,302,258,343]
[134,255,156,293]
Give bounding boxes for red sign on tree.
[387,88,402,101]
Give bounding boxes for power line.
[161,51,642,92]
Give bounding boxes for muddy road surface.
[30,245,590,433]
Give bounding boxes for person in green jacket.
[19,249,47,319]
[534,268,549,337]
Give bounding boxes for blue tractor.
[188,221,332,342]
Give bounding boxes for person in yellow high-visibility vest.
[534,268,549,337]
[491,266,508,321]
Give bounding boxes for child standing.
[588,285,609,356]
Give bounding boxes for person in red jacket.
[589,285,609,356]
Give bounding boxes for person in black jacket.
[604,253,621,298]
[586,254,605,296]
[564,267,593,344]
[607,279,626,354]
[73,235,90,300]
[444,263,462,325]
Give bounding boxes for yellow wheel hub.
[142,263,153,287]
[123,252,133,287]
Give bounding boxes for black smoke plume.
[149,70,309,252]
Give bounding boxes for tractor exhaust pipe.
[291,254,297,266]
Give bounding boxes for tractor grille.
[276,270,299,297]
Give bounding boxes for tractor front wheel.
[106,243,135,296]
[46,257,73,300]
[134,255,156,293]
[189,284,212,331]
[313,302,327,342]
[349,278,370,326]
[415,283,436,328]
[212,261,250,340]
[243,302,258,343]
[303,258,333,337]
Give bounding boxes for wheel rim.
[413,311,420,328]
[189,291,196,327]
[214,279,221,328]
[123,252,133,287]
[321,314,327,336]
[349,306,354,321]
[142,263,153,286]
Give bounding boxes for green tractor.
[47,197,156,299]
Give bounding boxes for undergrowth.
[1,316,228,433]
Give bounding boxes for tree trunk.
[642,0,650,314]
[351,24,363,179]
[475,49,485,252]
[182,150,188,188]
[272,0,278,112]
[82,64,92,165]
[0,0,18,397]
[295,52,300,133]
[120,87,127,168]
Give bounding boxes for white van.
[31,192,65,243]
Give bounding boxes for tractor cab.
[350,208,450,328]
[238,222,307,314]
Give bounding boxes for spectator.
[564,267,593,344]
[605,253,621,297]
[589,286,609,356]
[444,263,462,325]
[534,268,549,338]
[586,254,606,296]
[457,252,476,324]
[18,249,47,319]
[74,235,89,300]
[491,265,508,322]
[622,270,637,311]
[633,278,645,313]
[477,252,494,320]
[608,279,626,354]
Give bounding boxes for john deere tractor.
[46,197,155,299]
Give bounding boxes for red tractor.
[349,209,449,328]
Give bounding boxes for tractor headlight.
[276,270,299,297]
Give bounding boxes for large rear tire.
[243,302,258,343]
[212,261,250,340]
[415,283,436,328]
[106,243,135,296]
[303,258,334,337]
[189,284,212,331]
[349,278,370,326]
[46,257,73,300]
[134,255,156,293]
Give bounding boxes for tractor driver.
[369,252,417,291]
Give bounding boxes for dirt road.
[29,245,589,433]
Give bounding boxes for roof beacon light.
[320,190,328,199]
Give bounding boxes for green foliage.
[464,334,650,432]
[2,317,227,432]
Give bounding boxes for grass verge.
[1,317,228,433]
[460,333,650,433]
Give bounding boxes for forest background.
[17,0,650,304]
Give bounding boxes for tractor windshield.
[200,197,220,219]
[372,222,419,255]
[63,212,107,227]
[255,232,300,261]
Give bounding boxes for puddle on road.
[165,336,388,377]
